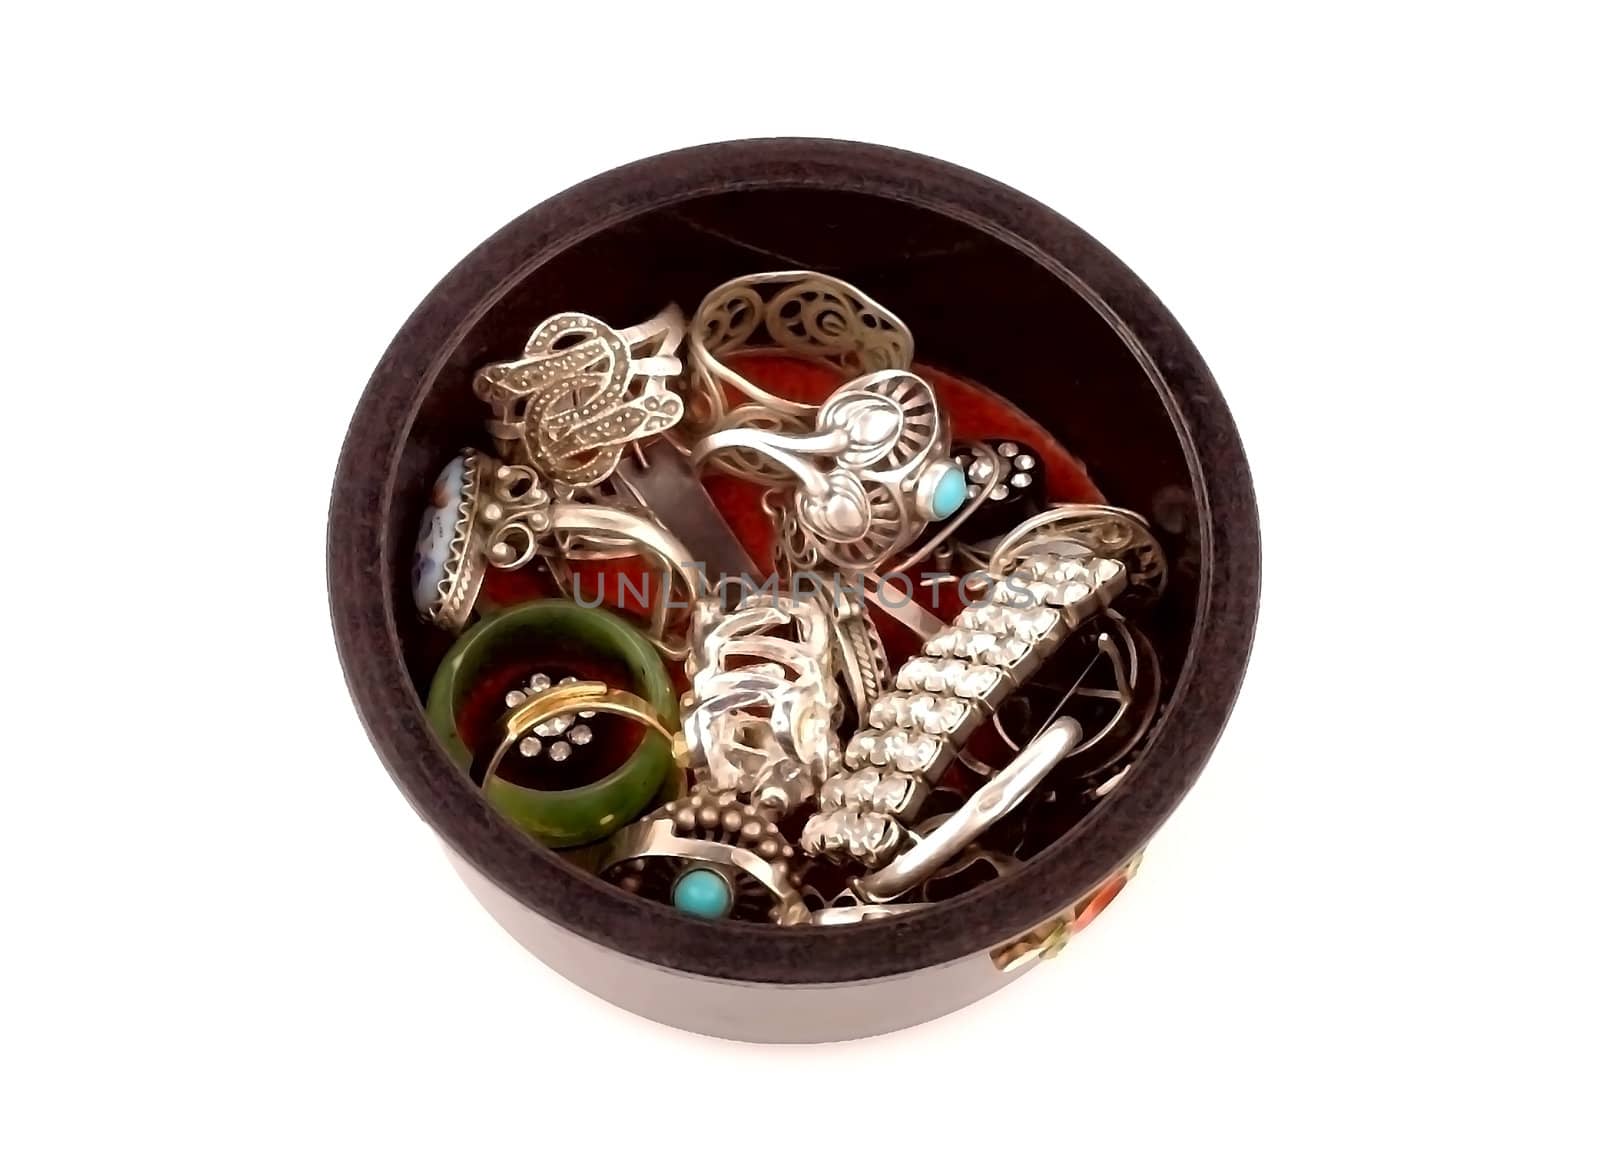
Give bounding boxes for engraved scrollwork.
[687,270,914,433]
[480,461,553,570]
[693,369,956,572]
[762,276,912,374]
[474,308,685,489]
[694,285,762,356]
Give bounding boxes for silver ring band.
[687,270,913,429]
[854,715,1084,902]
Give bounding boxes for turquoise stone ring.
[928,461,969,520]
[671,867,735,918]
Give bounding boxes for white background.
[3,3,1596,1166]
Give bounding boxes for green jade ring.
[426,600,680,848]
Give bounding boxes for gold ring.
[470,681,691,786]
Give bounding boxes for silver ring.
[809,902,932,926]
[816,579,891,721]
[410,448,708,655]
[853,715,1083,902]
[691,369,967,571]
[601,793,810,925]
[474,305,686,489]
[687,270,913,430]
[680,593,842,818]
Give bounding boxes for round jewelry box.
[327,138,1260,1043]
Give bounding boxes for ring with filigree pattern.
[686,270,913,433]
[690,369,967,571]
[474,305,685,489]
[411,448,708,648]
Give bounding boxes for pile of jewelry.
[412,272,1166,925]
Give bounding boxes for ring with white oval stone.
[410,448,709,648]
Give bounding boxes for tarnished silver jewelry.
[858,568,948,642]
[505,673,596,761]
[761,495,947,642]
[878,439,1003,575]
[988,503,1168,604]
[600,792,809,925]
[692,369,968,571]
[412,450,494,631]
[535,474,657,564]
[805,835,1030,920]
[814,579,891,723]
[679,593,842,818]
[799,530,1141,869]
[809,901,932,926]
[687,270,913,431]
[410,448,709,653]
[851,715,1083,903]
[978,615,1161,782]
[474,306,686,489]
[947,500,1169,606]
[517,492,709,660]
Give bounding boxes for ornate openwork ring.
[680,594,842,818]
[474,305,686,489]
[687,270,913,430]
[690,369,967,571]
